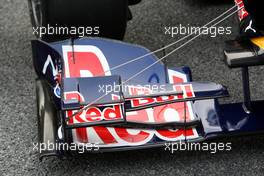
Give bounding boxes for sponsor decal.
[42,55,58,78]
[129,84,194,108]
[235,0,249,21]
[42,55,61,98]
[62,45,199,146]
[53,83,61,98]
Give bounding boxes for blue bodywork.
[31,37,264,155]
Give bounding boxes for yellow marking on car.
[251,37,264,49]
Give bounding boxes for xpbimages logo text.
[32,24,100,38]
[164,141,232,154]
[32,141,100,154]
[164,24,232,38]
[98,83,167,95]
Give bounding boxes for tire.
[36,79,58,156]
[28,0,46,35]
[128,0,142,5]
[28,0,128,41]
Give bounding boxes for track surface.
[1,0,264,175]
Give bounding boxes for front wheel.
[28,0,129,41]
[128,0,142,5]
[36,79,58,157]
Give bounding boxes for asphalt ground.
[1,0,264,175]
